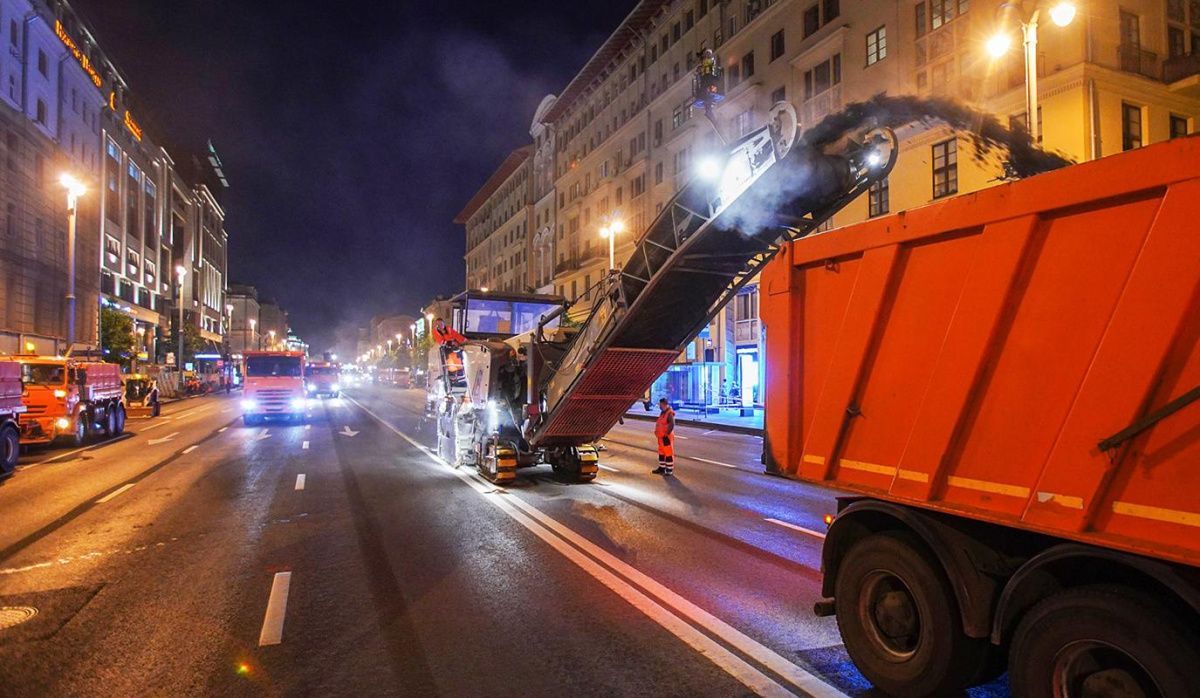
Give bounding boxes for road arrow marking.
[148,432,179,445]
[339,426,359,437]
[255,429,271,441]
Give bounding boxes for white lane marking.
[598,464,620,473]
[140,421,167,431]
[218,427,228,433]
[688,455,739,469]
[765,518,827,540]
[295,474,306,490]
[182,445,199,455]
[148,431,180,446]
[223,407,234,413]
[255,429,271,441]
[96,483,135,504]
[702,429,718,436]
[304,424,311,430]
[675,434,689,440]
[338,426,359,437]
[21,434,133,468]
[258,571,292,646]
[347,396,842,698]
[302,440,310,450]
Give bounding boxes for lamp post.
[175,265,187,389]
[268,329,276,350]
[599,218,624,271]
[249,317,257,350]
[987,1,1077,143]
[59,174,86,351]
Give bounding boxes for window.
[866,26,887,65]
[1121,103,1142,150]
[1170,114,1190,139]
[672,22,681,42]
[33,153,43,189]
[931,0,953,30]
[822,0,839,22]
[1168,26,1186,58]
[5,203,14,238]
[733,109,754,137]
[37,50,47,77]
[771,85,786,104]
[727,62,741,87]
[661,34,669,54]
[869,177,889,217]
[631,173,646,197]
[653,119,663,146]
[770,30,785,61]
[145,261,157,287]
[9,20,17,47]
[685,10,694,31]
[699,0,708,18]
[741,51,755,79]
[655,161,664,184]
[35,99,46,125]
[915,3,927,37]
[1009,107,1043,143]
[804,53,841,99]
[803,5,820,37]
[931,139,957,198]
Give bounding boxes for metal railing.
[1163,53,1200,83]
[1118,45,1159,80]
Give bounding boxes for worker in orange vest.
[432,318,467,346]
[653,397,676,476]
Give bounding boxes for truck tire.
[1008,585,1200,697]
[834,530,990,697]
[113,405,126,435]
[0,422,18,478]
[72,412,89,447]
[105,408,117,436]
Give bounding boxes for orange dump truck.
[0,361,26,477]
[761,136,1200,697]
[17,358,126,448]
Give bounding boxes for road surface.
[0,385,1007,696]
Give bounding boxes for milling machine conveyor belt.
[531,125,896,446]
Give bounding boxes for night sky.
[72,0,635,354]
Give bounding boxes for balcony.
[555,258,581,275]
[802,85,842,125]
[1164,53,1200,97]
[734,319,760,344]
[1118,44,1159,80]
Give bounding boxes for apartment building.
[516,0,1199,411]
[227,283,260,356]
[456,146,534,293]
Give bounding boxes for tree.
[99,307,136,368]
[169,321,206,365]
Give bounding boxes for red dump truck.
[761,136,1200,697]
[17,357,125,448]
[0,361,26,477]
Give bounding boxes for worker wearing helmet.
[653,398,676,475]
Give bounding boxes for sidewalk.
[624,404,762,435]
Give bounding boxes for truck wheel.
[113,406,126,435]
[1008,585,1200,697]
[105,408,117,436]
[72,414,89,447]
[834,530,990,696]
[0,423,18,478]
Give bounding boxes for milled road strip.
[182,445,199,455]
[295,474,306,491]
[347,396,845,698]
[765,518,827,540]
[258,571,292,646]
[96,483,135,504]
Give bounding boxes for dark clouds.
[74,0,632,352]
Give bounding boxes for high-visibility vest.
[655,408,674,437]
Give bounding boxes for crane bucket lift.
[530,122,897,446]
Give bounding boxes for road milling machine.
[428,107,898,484]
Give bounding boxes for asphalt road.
[0,386,1008,697]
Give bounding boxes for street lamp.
[59,174,86,350]
[599,218,624,271]
[249,317,257,350]
[268,329,276,349]
[175,264,187,388]
[986,1,1077,143]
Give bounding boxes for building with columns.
[467,0,1200,413]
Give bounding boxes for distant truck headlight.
[290,397,307,410]
[55,417,70,430]
[306,384,316,393]
[241,399,258,411]
[331,383,340,392]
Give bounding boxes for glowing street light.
[268,329,276,349]
[989,1,1076,142]
[176,265,187,386]
[599,218,624,271]
[696,156,722,181]
[59,174,87,349]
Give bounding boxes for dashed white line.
[96,483,135,504]
[302,440,309,450]
[140,421,167,431]
[598,464,620,473]
[765,517,827,539]
[218,426,228,433]
[182,445,199,454]
[687,455,740,469]
[295,474,306,490]
[258,571,292,646]
[304,424,311,430]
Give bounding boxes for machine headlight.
[53,389,67,399]
[55,417,70,430]
[290,397,307,410]
[306,384,316,393]
[241,399,258,411]
[330,383,340,392]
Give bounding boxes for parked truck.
[760,135,1200,696]
[0,361,26,477]
[241,350,307,425]
[17,357,125,447]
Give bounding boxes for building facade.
[0,0,231,362]
[257,301,288,351]
[476,0,1199,412]
[457,146,534,293]
[227,282,260,356]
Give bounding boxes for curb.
[622,411,762,436]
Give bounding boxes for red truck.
[0,361,26,477]
[760,136,1200,696]
[241,350,307,425]
[17,357,125,447]
[305,361,341,398]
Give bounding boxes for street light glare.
[696,156,722,181]
[59,173,87,197]
[599,225,611,239]
[986,32,1012,58]
[1049,1,1076,27]
[610,220,625,234]
[175,264,187,278]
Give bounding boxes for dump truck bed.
[761,135,1200,568]
[0,361,23,414]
